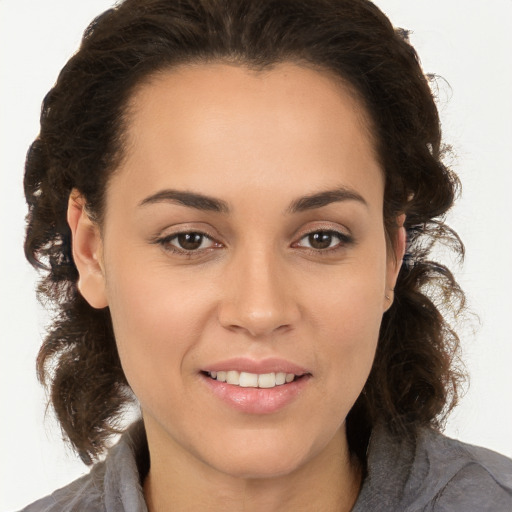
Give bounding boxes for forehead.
[125,61,375,151]
[109,62,383,211]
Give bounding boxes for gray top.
[20,422,512,511]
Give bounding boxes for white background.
[1,1,511,510]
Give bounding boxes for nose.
[217,247,300,338]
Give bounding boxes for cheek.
[307,250,387,331]
[104,261,214,393]
[319,290,382,372]
[304,257,386,390]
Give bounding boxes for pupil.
[178,233,203,250]
[309,231,332,249]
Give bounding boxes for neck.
[143,420,362,512]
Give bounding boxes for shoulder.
[19,463,107,512]
[18,422,148,512]
[424,433,512,511]
[354,424,512,512]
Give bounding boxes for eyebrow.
[287,187,368,213]
[139,186,367,214]
[139,189,230,213]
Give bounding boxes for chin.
[213,452,306,480]
[200,431,315,480]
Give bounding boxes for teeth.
[208,370,297,388]
[226,370,240,385]
[258,373,276,388]
[239,372,258,387]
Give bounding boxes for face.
[72,62,404,479]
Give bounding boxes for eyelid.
[291,224,354,253]
[292,221,352,241]
[170,232,216,249]
[151,225,224,256]
[151,223,220,241]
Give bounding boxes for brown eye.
[157,231,218,253]
[307,231,334,250]
[175,232,208,250]
[155,229,222,256]
[295,230,351,252]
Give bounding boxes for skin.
[68,62,405,511]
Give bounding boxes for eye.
[295,230,351,251]
[157,231,219,253]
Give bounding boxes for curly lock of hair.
[24,0,465,465]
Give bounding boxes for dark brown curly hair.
[24,0,465,465]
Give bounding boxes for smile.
[207,370,298,388]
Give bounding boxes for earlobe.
[67,190,108,309]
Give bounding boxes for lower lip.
[201,374,310,414]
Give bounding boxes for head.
[25,0,464,467]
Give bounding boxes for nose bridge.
[218,241,298,337]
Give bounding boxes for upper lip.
[202,357,309,375]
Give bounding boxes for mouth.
[200,358,311,413]
[201,368,310,414]
[203,370,305,388]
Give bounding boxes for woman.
[15,0,512,510]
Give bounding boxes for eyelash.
[154,231,220,258]
[293,229,354,255]
[154,229,353,257]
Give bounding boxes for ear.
[384,213,406,311]
[67,190,108,309]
